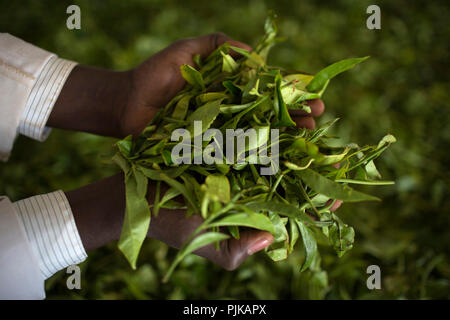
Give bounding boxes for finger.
[184,32,251,59]
[307,99,325,116]
[289,99,325,117]
[330,200,342,212]
[221,230,274,271]
[202,33,252,59]
[327,163,343,212]
[227,40,252,59]
[151,208,274,271]
[294,116,316,130]
[148,209,204,249]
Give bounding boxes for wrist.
[67,172,190,252]
[67,174,126,251]
[48,65,132,138]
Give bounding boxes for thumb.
[220,230,274,271]
[184,32,252,59]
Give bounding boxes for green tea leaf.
[112,153,130,174]
[309,118,340,143]
[220,102,253,114]
[138,165,188,180]
[195,92,227,105]
[335,179,395,185]
[306,56,370,93]
[229,46,251,59]
[180,64,205,90]
[365,160,382,179]
[244,51,266,68]
[171,95,191,120]
[133,167,148,199]
[275,72,296,127]
[153,181,161,216]
[158,173,199,213]
[221,52,239,73]
[283,73,314,90]
[300,169,381,202]
[268,212,288,243]
[377,134,397,149]
[163,232,229,282]
[187,99,221,134]
[288,218,299,253]
[247,201,317,226]
[209,212,275,234]
[159,188,181,205]
[284,158,315,171]
[266,248,288,261]
[280,86,308,105]
[142,140,166,157]
[249,78,262,97]
[326,214,355,257]
[117,135,133,158]
[228,225,240,239]
[315,147,350,166]
[118,171,151,269]
[222,80,242,96]
[297,221,318,272]
[204,174,230,203]
[288,138,320,158]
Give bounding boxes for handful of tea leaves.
[112,14,395,281]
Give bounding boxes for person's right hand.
[66,174,274,271]
[148,208,274,271]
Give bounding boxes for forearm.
[66,174,200,252]
[65,174,126,251]
[47,65,131,138]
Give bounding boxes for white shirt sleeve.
[18,56,76,141]
[0,197,45,300]
[13,191,87,280]
[0,34,86,299]
[0,192,87,299]
[0,33,76,161]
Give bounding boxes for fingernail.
[247,239,271,256]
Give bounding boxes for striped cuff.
[18,57,77,141]
[12,191,87,279]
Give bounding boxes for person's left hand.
[116,33,250,137]
[117,32,328,137]
[51,32,330,140]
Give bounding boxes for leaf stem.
[299,181,321,219]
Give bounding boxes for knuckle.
[218,240,239,271]
[222,260,238,271]
[209,32,228,48]
[172,38,190,48]
[209,31,226,39]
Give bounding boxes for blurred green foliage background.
[1,0,449,299]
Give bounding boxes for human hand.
[50,33,330,139]
[49,33,250,138]
[120,33,335,137]
[66,174,273,271]
[117,33,252,137]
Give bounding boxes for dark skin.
[48,33,341,271]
